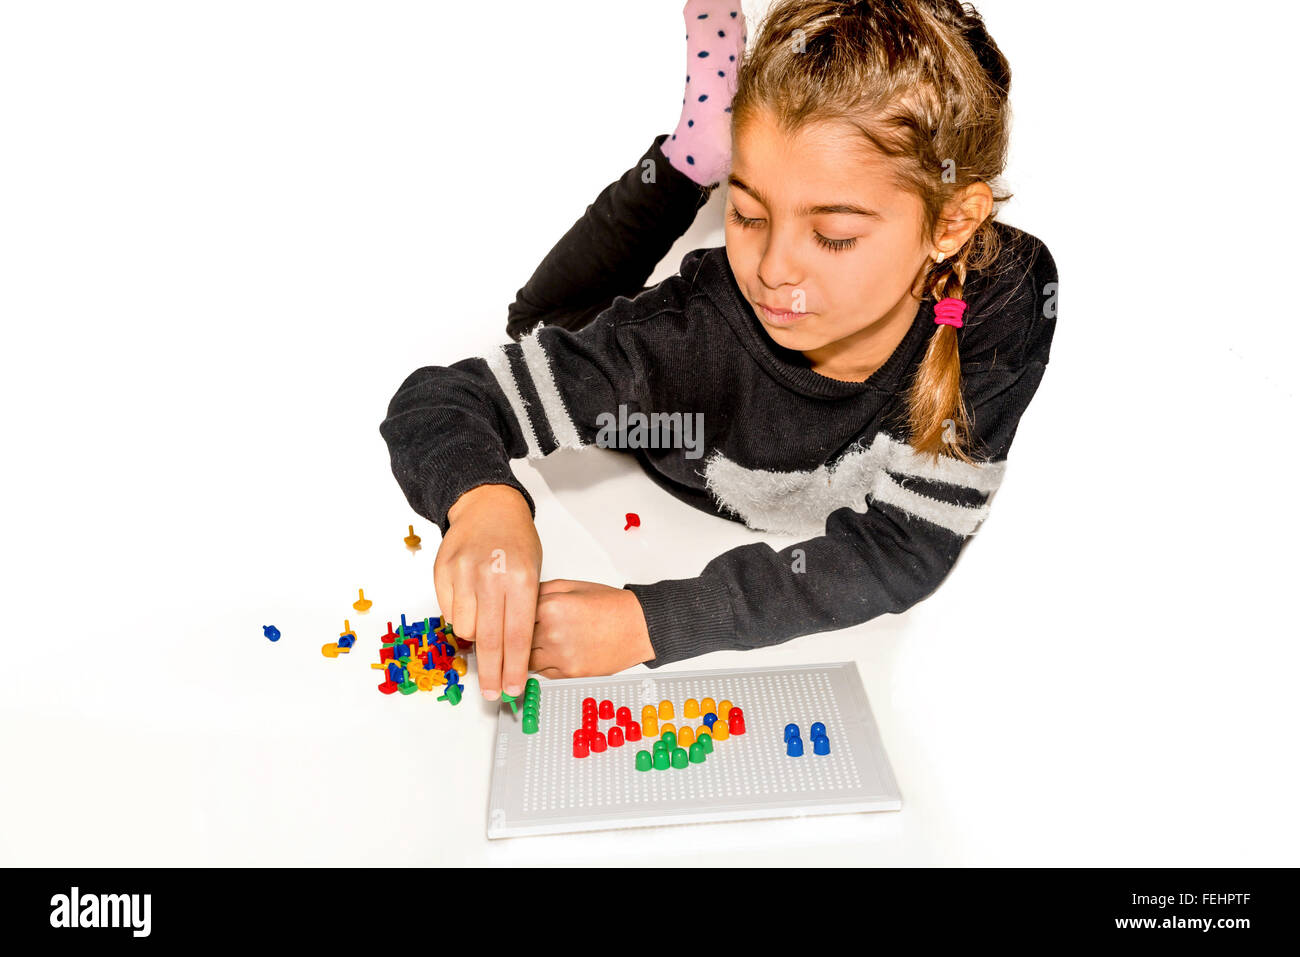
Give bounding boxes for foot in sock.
[660,0,747,188]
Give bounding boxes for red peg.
[573,728,588,744]
[583,714,598,732]
[728,708,746,735]
[378,681,398,695]
[624,722,642,742]
[624,512,640,531]
[573,738,589,758]
[582,697,597,713]
[590,730,607,753]
[615,706,632,727]
[383,621,399,641]
[598,699,614,720]
[379,647,394,663]
[607,726,624,747]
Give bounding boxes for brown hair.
[730,0,1013,463]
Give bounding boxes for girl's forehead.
[731,119,904,211]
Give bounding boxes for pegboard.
[486,661,901,839]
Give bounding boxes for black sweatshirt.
[380,133,1058,669]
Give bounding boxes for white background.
[2,0,1296,866]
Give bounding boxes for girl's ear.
[931,182,994,257]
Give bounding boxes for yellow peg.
[678,726,695,747]
[404,525,422,549]
[352,589,372,613]
[700,697,717,716]
[658,699,674,720]
[684,698,699,719]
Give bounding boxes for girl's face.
[725,110,934,373]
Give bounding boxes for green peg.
[698,732,713,754]
[671,747,689,769]
[500,692,518,714]
[438,685,463,705]
[662,731,677,751]
[689,742,706,764]
[653,739,668,755]
[522,714,538,735]
[525,677,540,693]
[653,750,670,770]
[635,751,653,772]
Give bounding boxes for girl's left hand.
[529,579,655,678]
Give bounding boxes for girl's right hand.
[436,484,542,701]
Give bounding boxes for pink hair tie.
[933,297,966,328]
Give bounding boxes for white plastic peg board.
[486,661,901,839]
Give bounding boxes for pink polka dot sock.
[660,0,747,188]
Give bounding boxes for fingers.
[501,575,537,697]
[472,579,504,700]
[538,578,579,596]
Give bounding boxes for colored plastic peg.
[404,525,421,549]
[787,736,804,757]
[352,589,372,613]
[398,680,418,695]
[262,625,280,642]
[416,673,435,692]
[393,644,409,660]
[702,712,718,729]
[399,613,409,637]
[590,730,607,753]
[522,714,538,735]
[339,620,355,639]
[583,697,598,714]
[437,685,463,705]
[616,706,633,727]
[712,720,730,741]
[642,716,658,738]
[526,677,540,694]
[689,742,706,764]
[624,512,640,531]
[383,621,399,642]
[636,751,653,772]
[641,704,658,722]
[662,730,677,751]
[386,662,404,683]
[785,723,802,743]
[812,735,830,755]
[728,708,746,735]
[607,726,624,748]
[573,727,588,741]
[658,699,674,720]
[378,680,398,695]
[598,699,614,720]
[338,634,355,650]
[653,739,669,755]
[321,643,340,658]
[698,732,713,754]
[718,700,733,720]
[653,750,670,770]
[678,726,695,748]
[445,670,460,687]
[378,647,394,663]
[700,697,717,716]
[684,698,699,719]
[501,692,518,714]
[811,722,826,739]
[624,722,642,742]
[573,738,589,759]
[671,748,689,769]
[452,656,467,676]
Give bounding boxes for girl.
[381,0,1058,701]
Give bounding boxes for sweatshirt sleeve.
[505,133,714,341]
[380,268,700,536]
[625,237,1060,669]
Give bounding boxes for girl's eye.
[728,207,858,253]
[814,233,857,252]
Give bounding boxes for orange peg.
[641,705,658,722]
[701,697,717,716]
[678,726,695,747]
[321,643,340,658]
[712,719,730,741]
[718,699,733,720]
[658,699,674,720]
[352,589,372,613]
[404,525,422,549]
[684,698,700,719]
[642,716,659,737]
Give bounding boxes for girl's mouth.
[757,302,813,327]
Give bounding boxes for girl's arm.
[504,134,714,341]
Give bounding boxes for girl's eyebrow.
[728,174,882,219]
